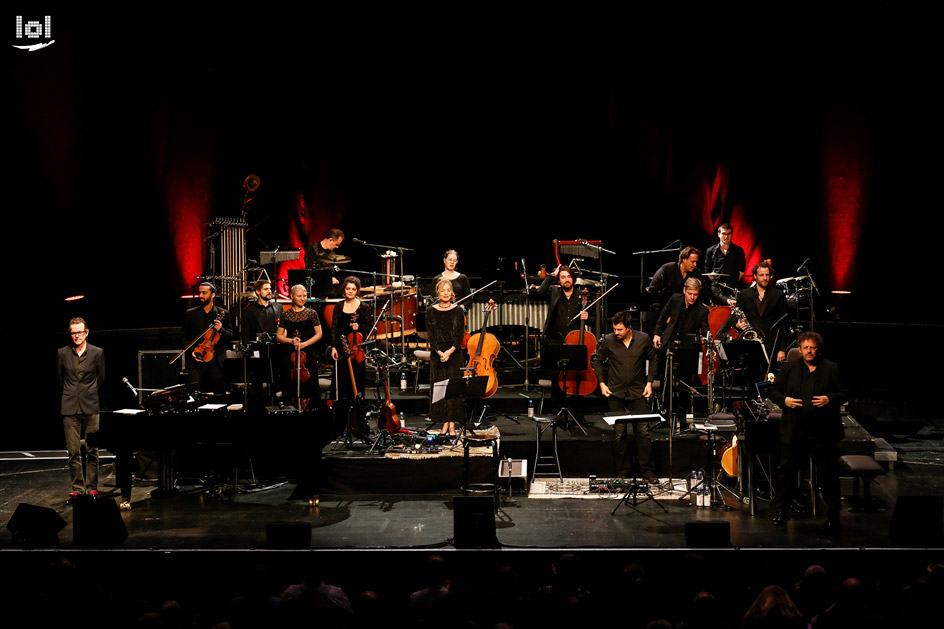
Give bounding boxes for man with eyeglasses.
[57,317,105,503]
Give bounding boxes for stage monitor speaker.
[453,496,498,549]
[267,522,312,549]
[890,496,943,546]
[685,521,731,548]
[6,503,66,547]
[73,498,128,547]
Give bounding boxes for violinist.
[182,282,233,393]
[329,276,370,400]
[592,311,659,483]
[427,278,465,438]
[276,284,323,404]
[434,249,471,304]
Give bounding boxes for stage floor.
[2,412,942,551]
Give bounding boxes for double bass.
[465,300,500,398]
[558,288,597,395]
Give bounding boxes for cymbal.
[703,272,728,278]
[575,278,601,287]
[314,254,352,265]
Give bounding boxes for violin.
[192,310,227,363]
[558,288,598,396]
[465,300,500,398]
[347,311,365,364]
[291,332,310,411]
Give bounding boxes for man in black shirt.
[705,224,746,305]
[182,282,234,393]
[537,265,591,343]
[647,246,704,306]
[769,332,848,536]
[304,227,345,271]
[592,311,659,482]
[241,279,279,342]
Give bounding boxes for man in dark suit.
[183,282,234,393]
[735,260,788,365]
[57,317,105,502]
[769,331,848,536]
[653,277,711,424]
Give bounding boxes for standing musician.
[241,278,279,342]
[182,282,234,393]
[329,276,371,400]
[276,284,324,404]
[57,317,106,503]
[427,278,466,438]
[735,261,788,365]
[647,246,705,305]
[705,224,746,305]
[592,311,659,483]
[653,277,711,422]
[537,265,592,343]
[434,249,471,304]
[769,332,848,536]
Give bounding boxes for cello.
[558,288,597,396]
[465,300,500,398]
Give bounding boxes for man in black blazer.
[653,277,711,424]
[183,282,234,393]
[57,317,105,501]
[769,331,848,535]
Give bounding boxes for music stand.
[678,418,738,509]
[432,375,489,438]
[540,344,589,435]
[604,412,667,515]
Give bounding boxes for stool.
[531,415,562,484]
[413,350,431,393]
[839,454,884,511]
[461,436,500,509]
[537,379,554,415]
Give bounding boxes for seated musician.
[653,277,710,424]
[647,246,705,306]
[276,284,323,407]
[182,282,233,394]
[304,227,344,285]
[329,276,370,400]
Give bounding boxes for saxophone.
[732,306,764,343]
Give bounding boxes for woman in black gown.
[276,284,323,407]
[329,276,370,400]
[427,278,465,437]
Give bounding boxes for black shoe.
[771,510,789,526]
[818,520,841,537]
[642,472,660,485]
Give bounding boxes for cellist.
[537,265,593,407]
[182,282,233,393]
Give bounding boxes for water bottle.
[400,371,407,391]
[528,399,534,418]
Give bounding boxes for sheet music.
[603,413,663,426]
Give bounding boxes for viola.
[465,300,500,398]
[558,288,598,396]
[192,310,227,363]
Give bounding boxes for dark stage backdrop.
[6,10,938,446]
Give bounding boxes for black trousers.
[775,435,841,522]
[607,394,654,477]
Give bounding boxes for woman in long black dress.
[427,278,465,437]
[329,276,370,400]
[276,284,323,407]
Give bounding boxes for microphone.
[121,377,138,396]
